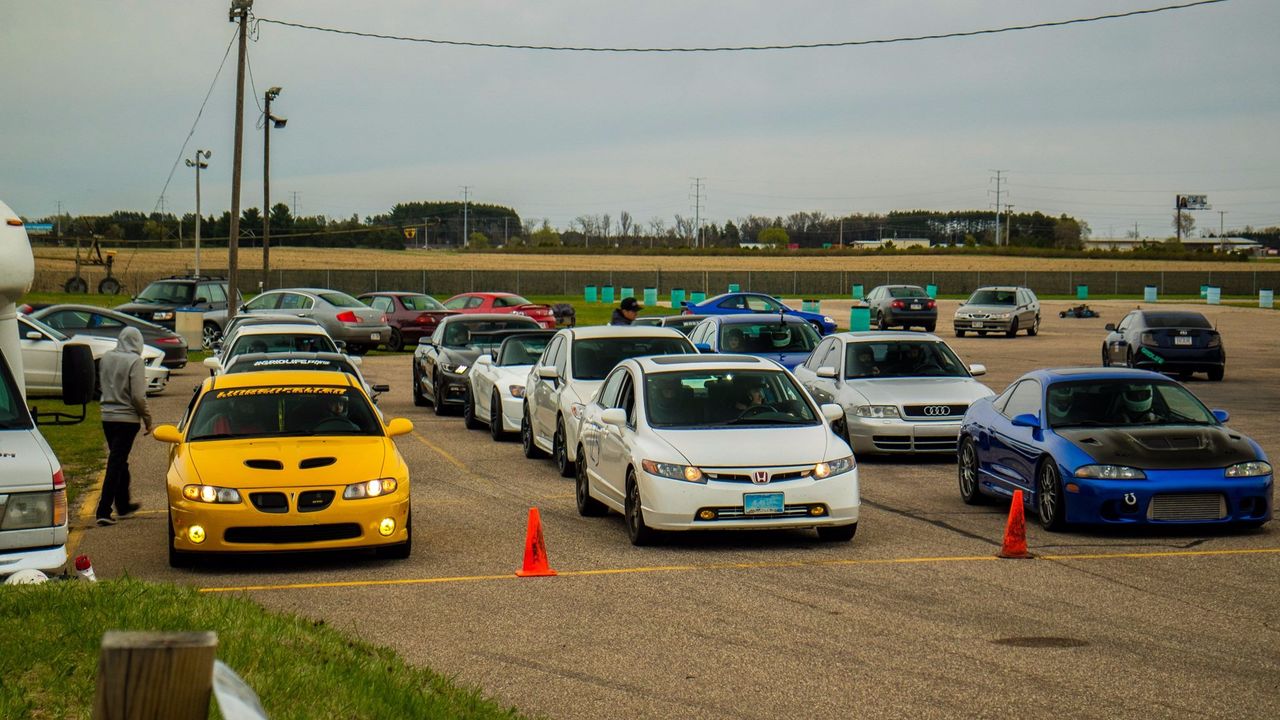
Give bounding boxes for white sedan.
[463,331,554,440]
[19,315,169,397]
[574,354,859,545]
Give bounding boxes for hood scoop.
[300,456,337,470]
[1129,434,1207,451]
[244,459,284,470]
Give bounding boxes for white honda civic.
[574,354,860,545]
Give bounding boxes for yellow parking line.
[197,546,1280,594]
[65,469,106,561]
[411,431,470,474]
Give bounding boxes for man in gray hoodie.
[96,326,153,525]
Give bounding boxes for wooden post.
[94,631,217,720]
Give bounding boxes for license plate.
[1174,336,1192,346]
[910,303,922,310]
[371,333,381,341]
[743,492,785,515]
[972,321,984,328]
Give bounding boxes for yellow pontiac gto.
[153,370,414,567]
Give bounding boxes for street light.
[263,86,286,288]
[184,149,212,276]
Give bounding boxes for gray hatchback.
[866,285,938,332]
[953,286,1040,337]
[239,288,391,354]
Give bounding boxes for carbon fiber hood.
[1056,425,1258,470]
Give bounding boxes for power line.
[254,1,1228,53]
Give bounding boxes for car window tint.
[229,333,337,358]
[745,296,780,312]
[717,296,744,309]
[497,335,551,366]
[465,296,485,309]
[806,338,831,370]
[1144,312,1212,329]
[620,373,637,426]
[719,322,818,354]
[889,286,929,299]
[89,313,125,329]
[45,311,89,330]
[495,295,532,307]
[570,336,694,381]
[1002,380,1042,420]
[188,385,380,440]
[202,283,227,304]
[401,295,445,311]
[367,296,392,312]
[443,296,470,310]
[246,294,280,311]
[598,368,627,407]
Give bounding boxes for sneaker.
[118,503,142,519]
[96,516,117,526]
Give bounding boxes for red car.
[358,292,458,351]
[441,292,556,329]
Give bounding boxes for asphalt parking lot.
[78,299,1279,719]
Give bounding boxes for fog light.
[379,517,396,536]
[698,509,717,521]
[809,505,827,516]
[188,525,206,544]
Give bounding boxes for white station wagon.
[574,354,860,545]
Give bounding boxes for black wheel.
[97,277,122,295]
[462,386,482,429]
[64,276,88,294]
[1027,316,1039,336]
[1036,460,1066,531]
[375,509,412,559]
[412,365,429,407]
[1208,366,1224,382]
[923,322,936,333]
[201,323,221,350]
[1125,349,1136,368]
[1059,311,1067,318]
[386,327,405,352]
[521,406,545,458]
[1101,346,1111,367]
[553,417,575,478]
[876,312,888,331]
[955,329,965,338]
[490,391,507,441]
[958,437,983,505]
[1005,319,1019,338]
[347,344,369,356]
[168,512,194,569]
[575,447,608,517]
[816,523,857,542]
[625,471,657,546]
[432,373,447,416]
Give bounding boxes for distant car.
[217,314,323,349]
[239,288,390,354]
[18,315,168,397]
[954,286,1040,337]
[631,314,707,335]
[412,314,542,414]
[680,292,837,335]
[204,323,340,374]
[793,332,993,454]
[865,285,937,332]
[687,315,821,370]
[573,354,859,545]
[1102,310,1225,381]
[957,368,1270,530]
[358,292,457,352]
[221,351,389,404]
[523,326,696,478]
[442,292,556,329]
[31,303,188,369]
[114,275,237,349]
[462,331,555,440]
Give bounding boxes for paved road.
[78,300,1280,719]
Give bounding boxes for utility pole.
[291,191,300,217]
[990,170,1005,246]
[1004,204,1014,246]
[226,0,252,319]
[184,149,211,276]
[1219,210,1228,253]
[838,218,844,248]
[55,200,62,238]
[263,86,285,290]
[504,217,509,245]
[460,185,471,247]
[690,178,704,247]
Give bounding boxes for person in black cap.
[610,296,644,325]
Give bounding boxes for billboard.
[1176,195,1210,210]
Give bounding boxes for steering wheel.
[736,404,779,419]
[312,417,359,433]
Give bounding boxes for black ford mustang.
[412,314,541,415]
[1102,310,1224,381]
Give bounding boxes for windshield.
[719,322,818,354]
[1144,312,1212,329]
[227,333,337,358]
[0,351,33,430]
[845,340,968,379]
[967,289,1017,305]
[572,336,693,380]
[188,385,380,440]
[497,335,551,366]
[645,370,818,428]
[318,292,365,309]
[442,319,539,348]
[888,287,929,299]
[401,295,445,311]
[1047,379,1217,428]
[135,281,194,305]
[22,316,70,342]
[225,357,356,379]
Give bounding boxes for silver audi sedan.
[793,332,994,454]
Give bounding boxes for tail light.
[53,468,65,489]
[1207,332,1221,348]
[1140,332,1155,345]
[891,300,905,310]
[414,313,433,325]
[153,336,183,345]
[926,300,936,309]
[336,310,359,323]
[52,468,67,526]
[380,314,388,324]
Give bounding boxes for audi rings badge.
[753,470,771,485]
[922,405,952,417]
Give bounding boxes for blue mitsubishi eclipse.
[957,367,1272,530]
[682,292,838,335]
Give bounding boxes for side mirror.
[239,305,249,313]
[1011,413,1040,429]
[194,297,209,306]
[816,366,838,379]
[417,337,434,347]
[820,403,845,423]
[372,384,390,393]
[694,343,712,353]
[202,357,221,371]
[25,331,43,341]
[1104,323,1117,332]
[385,417,414,437]
[61,343,96,406]
[1211,409,1229,423]
[152,425,183,443]
[968,364,987,376]
[334,340,347,351]
[601,408,627,427]
[475,355,493,367]
[537,365,559,380]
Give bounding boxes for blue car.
[682,292,837,335]
[687,315,821,371]
[957,367,1272,530]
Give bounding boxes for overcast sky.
[3,0,1278,238]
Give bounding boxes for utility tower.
[690,178,704,247]
[461,185,471,247]
[989,170,1006,246]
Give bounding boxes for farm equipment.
[1059,304,1101,319]
[64,236,122,295]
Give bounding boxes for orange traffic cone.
[997,490,1032,559]
[515,507,557,577]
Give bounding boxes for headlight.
[153,311,175,321]
[442,363,468,374]
[814,456,856,479]
[509,384,526,398]
[853,405,900,419]
[822,316,835,325]
[641,459,705,483]
[569,402,585,419]
[1225,461,1272,478]
[993,312,1011,320]
[181,484,242,503]
[954,311,969,319]
[343,478,399,499]
[1073,465,1146,480]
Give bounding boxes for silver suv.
[953,286,1040,337]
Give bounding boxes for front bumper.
[500,393,525,433]
[1063,468,1271,526]
[846,416,961,454]
[954,317,1014,332]
[145,366,170,395]
[637,469,860,531]
[437,373,470,406]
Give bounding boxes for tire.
[432,373,447,416]
[1208,366,1224,382]
[202,322,221,350]
[347,344,369,356]
[955,329,965,338]
[923,322,936,333]
[375,509,412,559]
[1036,460,1066,531]
[553,417,575,478]
[386,327,404,352]
[64,276,88,294]
[575,448,608,517]
[1005,319,1019,338]
[816,523,857,542]
[97,277,121,295]
[521,406,545,458]
[876,312,888,331]
[1059,311,1067,318]
[1125,349,1136,369]
[412,365,429,407]
[462,386,482,430]
[625,471,657,546]
[168,512,195,569]
[490,391,507,441]
[1101,346,1111,367]
[958,437,983,505]
[1027,316,1039,336]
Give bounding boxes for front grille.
[901,404,967,419]
[296,490,335,513]
[698,504,814,521]
[224,523,362,544]
[1148,493,1226,521]
[702,468,813,483]
[871,435,957,453]
[872,435,913,451]
[249,492,288,514]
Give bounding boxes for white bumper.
[500,394,524,433]
[0,541,68,577]
[637,469,860,531]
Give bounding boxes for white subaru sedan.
[574,354,859,545]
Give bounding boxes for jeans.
[97,421,140,519]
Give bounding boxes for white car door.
[597,370,637,506]
[470,357,495,419]
[18,320,60,393]
[530,335,564,446]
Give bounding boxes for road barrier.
[1144,285,1158,302]
[671,288,685,307]
[1076,284,1089,300]
[851,283,864,299]
[1206,286,1221,305]
[584,285,597,303]
[601,286,615,304]
[926,283,938,298]
[621,286,634,300]
[849,305,871,332]
[1262,289,1274,309]
[644,287,658,306]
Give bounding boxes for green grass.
[0,578,532,720]
[30,400,104,506]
